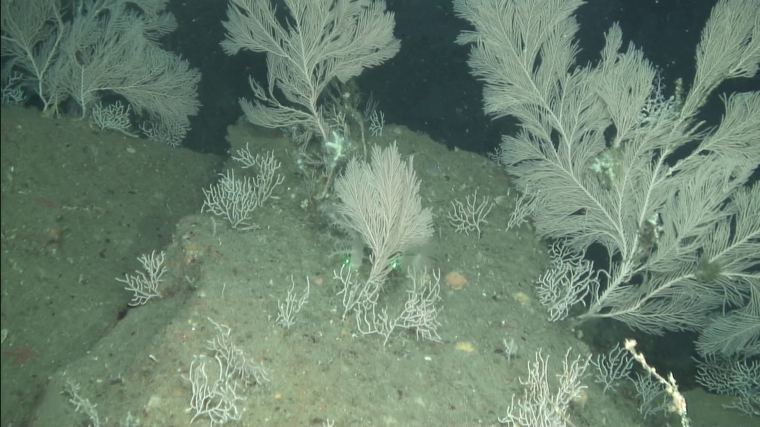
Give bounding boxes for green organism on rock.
[695,255,723,283]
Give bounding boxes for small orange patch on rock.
[184,243,200,265]
[512,291,531,305]
[445,271,468,289]
[455,341,475,353]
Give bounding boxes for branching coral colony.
[457,0,758,423]
[456,0,759,366]
[221,0,400,198]
[1,0,202,146]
